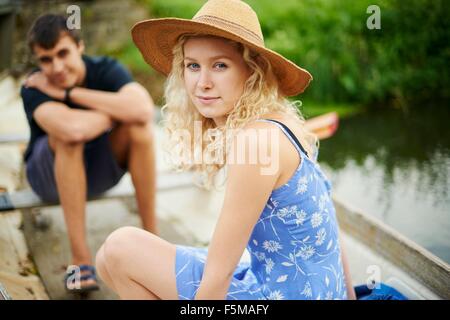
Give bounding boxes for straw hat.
[131,0,313,96]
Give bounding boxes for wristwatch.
[64,86,75,104]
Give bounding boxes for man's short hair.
[27,14,81,52]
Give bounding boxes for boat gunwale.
[333,195,450,300]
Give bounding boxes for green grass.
[100,40,154,75]
[299,101,364,119]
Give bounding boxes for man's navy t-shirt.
[20,55,133,161]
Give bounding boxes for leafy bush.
[136,0,449,109]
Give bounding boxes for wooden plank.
[333,195,450,299]
[0,133,29,144]
[0,210,49,299]
[21,197,198,300]
[0,271,48,300]
[0,171,195,212]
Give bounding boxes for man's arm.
[67,82,153,124]
[33,101,113,143]
[25,72,153,124]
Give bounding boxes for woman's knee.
[101,226,146,266]
[95,245,108,278]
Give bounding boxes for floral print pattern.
[175,121,347,300]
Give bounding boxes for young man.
[21,14,157,293]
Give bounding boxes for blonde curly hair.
[161,34,317,188]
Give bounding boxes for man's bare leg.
[128,122,157,233]
[48,136,96,287]
[109,122,157,234]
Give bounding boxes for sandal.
[64,264,100,293]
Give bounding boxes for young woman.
[95,0,356,300]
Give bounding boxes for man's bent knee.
[48,135,85,153]
[128,122,154,145]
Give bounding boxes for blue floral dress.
[175,119,348,300]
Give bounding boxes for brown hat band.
[194,15,264,46]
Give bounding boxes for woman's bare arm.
[339,233,357,300]
[195,122,282,299]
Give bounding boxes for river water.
[318,106,450,263]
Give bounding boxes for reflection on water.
[318,106,450,263]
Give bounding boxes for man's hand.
[24,72,65,100]
[68,83,154,124]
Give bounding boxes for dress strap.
[256,119,309,158]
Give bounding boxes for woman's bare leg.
[95,226,178,300]
[95,245,117,292]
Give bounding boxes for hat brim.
[131,18,313,96]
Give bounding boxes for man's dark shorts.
[26,131,126,203]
